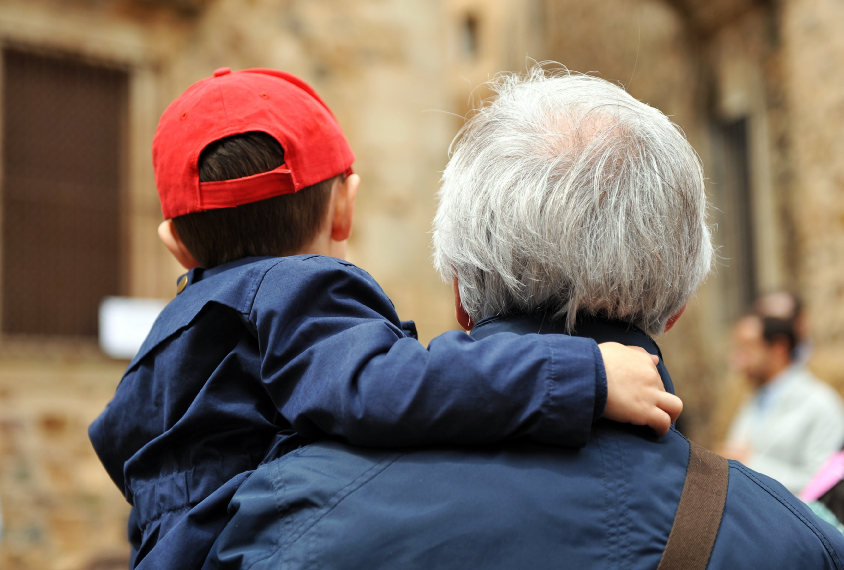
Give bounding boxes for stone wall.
[0,348,131,570]
[781,0,844,390]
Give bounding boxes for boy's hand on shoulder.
[598,342,682,437]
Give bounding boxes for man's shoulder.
[778,367,844,418]
[209,433,844,570]
[796,368,844,401]
[712,460,844,569]
[612,428,844,569]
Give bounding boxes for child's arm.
[252,257,676,447]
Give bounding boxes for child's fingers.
[625,345,661,368]
[648,408,672,437]
[658,392,683,424]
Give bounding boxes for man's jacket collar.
[470,312,675,394]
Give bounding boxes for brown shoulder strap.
[657,440,730,570]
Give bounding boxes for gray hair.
[431,66,713,336]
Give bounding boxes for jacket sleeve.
[249,257,606,448]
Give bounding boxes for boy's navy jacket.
[204,315,844,570]
[88,255,607,570]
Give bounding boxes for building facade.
[0,0,842,567]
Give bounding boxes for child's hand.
[598,342,682,436]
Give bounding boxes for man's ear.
[452,277,474,332]
[664,305,686,333]
[158,220,200,270]
[330,174,359,242]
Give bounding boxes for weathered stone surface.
[0,357,131,570]
[781,0,844,390]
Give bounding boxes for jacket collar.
[470,312,675,394]
[180,255,277,288]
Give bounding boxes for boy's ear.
[330,174,359,242]
[158,220,200,270]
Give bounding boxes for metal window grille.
[1,48,128,337]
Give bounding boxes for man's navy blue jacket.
[204,314,844,570]
[88,256,608,570]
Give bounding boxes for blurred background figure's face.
[730,315,793,386]
[731,316,773,386]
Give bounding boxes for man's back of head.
[432,66,712,335]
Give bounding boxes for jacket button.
[176,275,188,294]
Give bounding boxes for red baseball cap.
[153,67,355,219]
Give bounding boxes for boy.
[89,68,680,570]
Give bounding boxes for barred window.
[2,48,128,336]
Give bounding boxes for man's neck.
[762,360,794,386]
[469,312,675,395]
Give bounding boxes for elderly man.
[204,69,844,569]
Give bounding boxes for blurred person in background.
[723,313,844,494]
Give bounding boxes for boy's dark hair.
[760,316,797,355]
[172,131,335,268]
